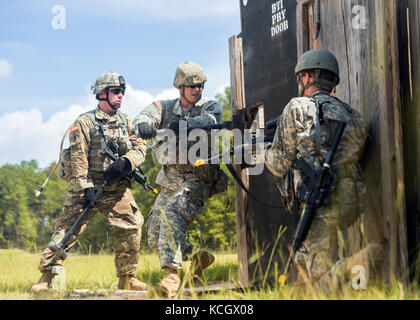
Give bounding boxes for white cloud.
[0,85,179,168]
[202,61,231,99]
[214,85,228,96]
[155,88,180,101]
[0,105,90,168]
[0,59,12,78]
[121,85,178,117]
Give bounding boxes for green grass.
[1,249,419,300]
[0,248,238,300]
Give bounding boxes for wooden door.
[234,0,299,287]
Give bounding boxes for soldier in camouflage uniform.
[133,62,227,297]
[31,72,148,293]
[265,49,383,288]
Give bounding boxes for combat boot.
[158,267,180,298]
[190,250,215,279]
[118,275,148,291]
[31,271,54,294]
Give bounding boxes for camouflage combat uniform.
[39,106,146,277]
[133,98,227,269]
[265,91,368,285]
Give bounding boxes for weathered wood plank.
[375,0,408,282]
[181,282,239,296]
[229,35,251,288]
[297,2,309,56]
[399,0,420,280]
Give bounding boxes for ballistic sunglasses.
[186,83,205,89]
[109,87,125,95]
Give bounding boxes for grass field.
[1,249,419,300]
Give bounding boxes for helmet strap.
[297,70,335,96]
[297,75,311,97]
[97,88,119,110]
[180,86,200,106]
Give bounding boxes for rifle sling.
[225,163,283,209]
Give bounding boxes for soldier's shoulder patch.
[69,123,79,133]
[153,101,163,110]
[205,105,214,112]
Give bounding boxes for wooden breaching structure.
[229,0,420,287]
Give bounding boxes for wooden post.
[296,1,309,57]
[229,34,251,288]
[398,0,420,280]
[376,0,409,283]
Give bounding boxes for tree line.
[0,88,237,253]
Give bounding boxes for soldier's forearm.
[121,149,143,170]
[184,114,219,127]
[133,102,163,131]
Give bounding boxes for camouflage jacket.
[265,91,367,220]
[69,106,146,192]
[133,98,224,190]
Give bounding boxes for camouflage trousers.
[293,203,384,290]
[38,186,144,277]
[294,203,342,286]
[146,178,212,269]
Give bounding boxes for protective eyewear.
[186,83,204,89]
[109,87,125,95]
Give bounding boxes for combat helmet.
[92,72,126,95]
[295,49,340,95]
[92,72,126,110]
[173,62,207,88]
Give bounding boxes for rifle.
[185,116,279,133]
[193,131,275,167]
[48,176,112,260]
[192,118,282,209]
[186,120,234,132]
[155,120,234,137]
[101,146,158,195]
[278,121,347,286]
[191,115,279,167]
[155,115,280,137]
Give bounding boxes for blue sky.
[0,0,240,167]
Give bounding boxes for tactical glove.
[83,187,96,210]
[104,158,129,181]
[137,122,157,139]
